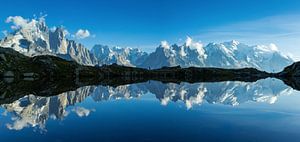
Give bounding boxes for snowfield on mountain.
[0,17,293,72]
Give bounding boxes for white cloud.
[51,26,70,37]
[160,40,170,49]
[5,16,29,27]
[5,115,46,131]
[63,29,70,36]
[6,119,29,130]
[50,26,57,32]
[74,29,90,39]
[5,16,38,30]
[72,107,94,117]
[184,36,206,58]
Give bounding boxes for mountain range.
[0,17,294,72]
[0,17,98,66]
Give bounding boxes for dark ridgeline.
[0,47,300,105]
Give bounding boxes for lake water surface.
[1,78,300,142]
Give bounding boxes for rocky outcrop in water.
[276,62,300,90]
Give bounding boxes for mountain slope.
[0,17,98,66]
[0,16,294,71]
[91,44,148,67]
[141,38,293,72]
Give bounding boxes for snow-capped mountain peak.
[0,16,98,65]
[0,16,294,72]
[142,37,293,72]
[222,40,240,50]
[91,44,148,67]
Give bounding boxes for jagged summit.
[91,44,148,67]
[0,16,98,66]
[0,16,294,72]
[141,38,293,72]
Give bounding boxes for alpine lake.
[1,77,300,142]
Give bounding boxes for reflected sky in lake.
[1,78,300,142]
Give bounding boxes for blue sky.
[1,0,300,59]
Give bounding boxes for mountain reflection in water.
[0,78,294,131]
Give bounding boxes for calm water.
[1,78,300,142]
